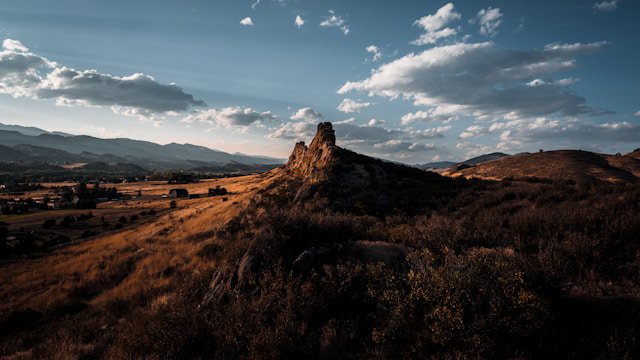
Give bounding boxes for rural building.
[169,188,189,198]
[208,186,228,196]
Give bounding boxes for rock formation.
[285,122,337,182]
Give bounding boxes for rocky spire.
[285,122,337,179]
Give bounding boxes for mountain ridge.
[0,127,283,170]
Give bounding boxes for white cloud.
[635,111,640,117]
[366,45,382,61]
[2,39,29,52]
[401,106,462,124]
[367,118,385,126]
[339,41,607,121]
[181,107,275,128]
[411,125,451,139]
[251,0,261,10]
[374,140,435,153]
[459,124,489,139]
[0,38,205,122]
[476,7,503,37]
[411,3,461,45]
[337,98,372,113]
[37,67,206,113]
[320,10,350,35]
[593,0,618,11]
[335,118,356,124]
[80,126,125,139]
[290,107,323,122]
[240,17,254,26]
[294,15,305,28]
[0,39,56,97]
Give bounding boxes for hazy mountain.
[0,123,73,137]
[0,128,283,169]
[419,152,510,169]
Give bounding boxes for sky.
[0,0,638,163]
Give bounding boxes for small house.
[169,188,189,198]
[208,186,228,197]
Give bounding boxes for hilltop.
[445,150,640,183]
[266,122,458,214]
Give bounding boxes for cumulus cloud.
[635,111,640,117]
[251,0,261,10]
[320,10,350,35]
[0,39,55,97]
[0,38,205,122]
[294,15,305,28]
[240,17,254,26]
[268,107,325,139]
[367,118,385,126]
[37,67,206,114]
[290,107,323,122]
[181,106,275,128]
[412,125,452,139]
[337,98,372,113]
[374,140,435,153]
[593,0,618,11]
[411,3,461,45]
[400,106,462,124]
[475,7,503,37]
[366,45,382,61]
[459,124,489,139]
[2,39,29,52]
[497,118,640,150]
[455,117,640,154]
[339,41,607,121]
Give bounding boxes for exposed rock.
[285,122,337,182]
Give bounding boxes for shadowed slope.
[445,150,640,183]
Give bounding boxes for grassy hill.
[445,150,640,183]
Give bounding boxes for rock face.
[285,122,337,182]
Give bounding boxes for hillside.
[445,150,640,183]
[2,123,640,359]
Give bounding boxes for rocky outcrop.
[285,122,337,182]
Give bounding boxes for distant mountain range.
[0,123,283,171]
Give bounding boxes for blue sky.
[0,0,638,163]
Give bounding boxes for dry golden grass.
[445,150,640,183]
[0,172,279,315]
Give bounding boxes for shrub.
[60,216,75,228]
[42,218,56,229]
[147,209,157,215]
[130,215,139,222]
[170,200,177,209]
[118,216,128,224]
[80,230,98,238]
